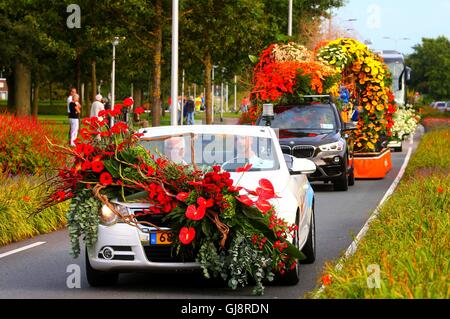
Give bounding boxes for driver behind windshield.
[164,136,187,164]
[236,136,273,169]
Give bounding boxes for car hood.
[278,129,340,146]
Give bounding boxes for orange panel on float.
[354,148,392,179]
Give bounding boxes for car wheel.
[333,163,348,191]
[348,165,355,186]
[85,248,119,287]
[300,208,316,264]
[276,212,301,285]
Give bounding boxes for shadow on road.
[310,183,334,192]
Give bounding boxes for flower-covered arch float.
[241,38,400,178]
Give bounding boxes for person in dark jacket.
[184,96,195,125]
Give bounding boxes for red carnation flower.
[81,160,91,171]
[134,107,145,115]
[91,160,104,173]
[179,227,196,245]
[99,172,113,186]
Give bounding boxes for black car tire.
[348,166,355,186]
[85,248,119,287]
[333,160,349,191]
[300,208,316,264]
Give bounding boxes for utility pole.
[170,0,179,126]
[234,75,237,112]
[288,0,293,36]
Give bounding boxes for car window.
[140,134,280,172]
[436,102,445,107]
[261,104,337,130]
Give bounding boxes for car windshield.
[261,104,337,130]
[140,134,280,172]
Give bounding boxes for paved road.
[0,133,422,299]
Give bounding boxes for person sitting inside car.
[235,136,273,169]
[164,136,187,164]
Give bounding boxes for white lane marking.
[0,241,46,259]
[312,142,415,298]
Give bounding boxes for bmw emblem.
[290,141,295,145]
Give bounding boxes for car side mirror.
[343,122,357,132]
[290,158,316,175]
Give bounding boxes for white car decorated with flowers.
[86,125,316,286]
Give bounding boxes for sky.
[332,0,450,54]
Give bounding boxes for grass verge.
[0,174,68,246]
[308,128,450,299]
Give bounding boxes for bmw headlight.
[99,203,130,226]
[319,141,344,152]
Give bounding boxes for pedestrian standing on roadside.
[67,87,77,114]
[90,94,105,120]
[185,96,195,125]
[68,94,81,147]
[177,96,183,125]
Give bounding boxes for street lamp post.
[234,75,237,112]
[110,36,120,127]
[288,0,293,36]
[383,37,410,51]
[212,65,218,123]
[180,69,185,125]
[170,0,179,126]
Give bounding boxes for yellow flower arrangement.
[316,38,396,153]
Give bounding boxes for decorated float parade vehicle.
[241,38,419,179]
[35,117,317,295]
[87,125,317,289]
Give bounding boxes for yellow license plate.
[149,231,173,245]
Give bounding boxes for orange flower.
[322,274,332,286]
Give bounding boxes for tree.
[406,36,450,100]
[180,0,270,124]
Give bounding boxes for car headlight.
[319,141,344,152]
[99,204,130,226]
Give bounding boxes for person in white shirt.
[90,94,105,120]
[67,87,77,114]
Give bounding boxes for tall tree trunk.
[76,55,81,92]
[204,52,213,124]
[133,87,142,108]
[6,69,15,112]
[32,79,40,117]
[91,59,97,101]
[49,82,53,106]
[14,60,31,116]
[152,0,163,127]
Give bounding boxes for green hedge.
[309,129,450,299]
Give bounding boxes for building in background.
[0,78,8,100]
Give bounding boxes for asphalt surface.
[0,132,422,299]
